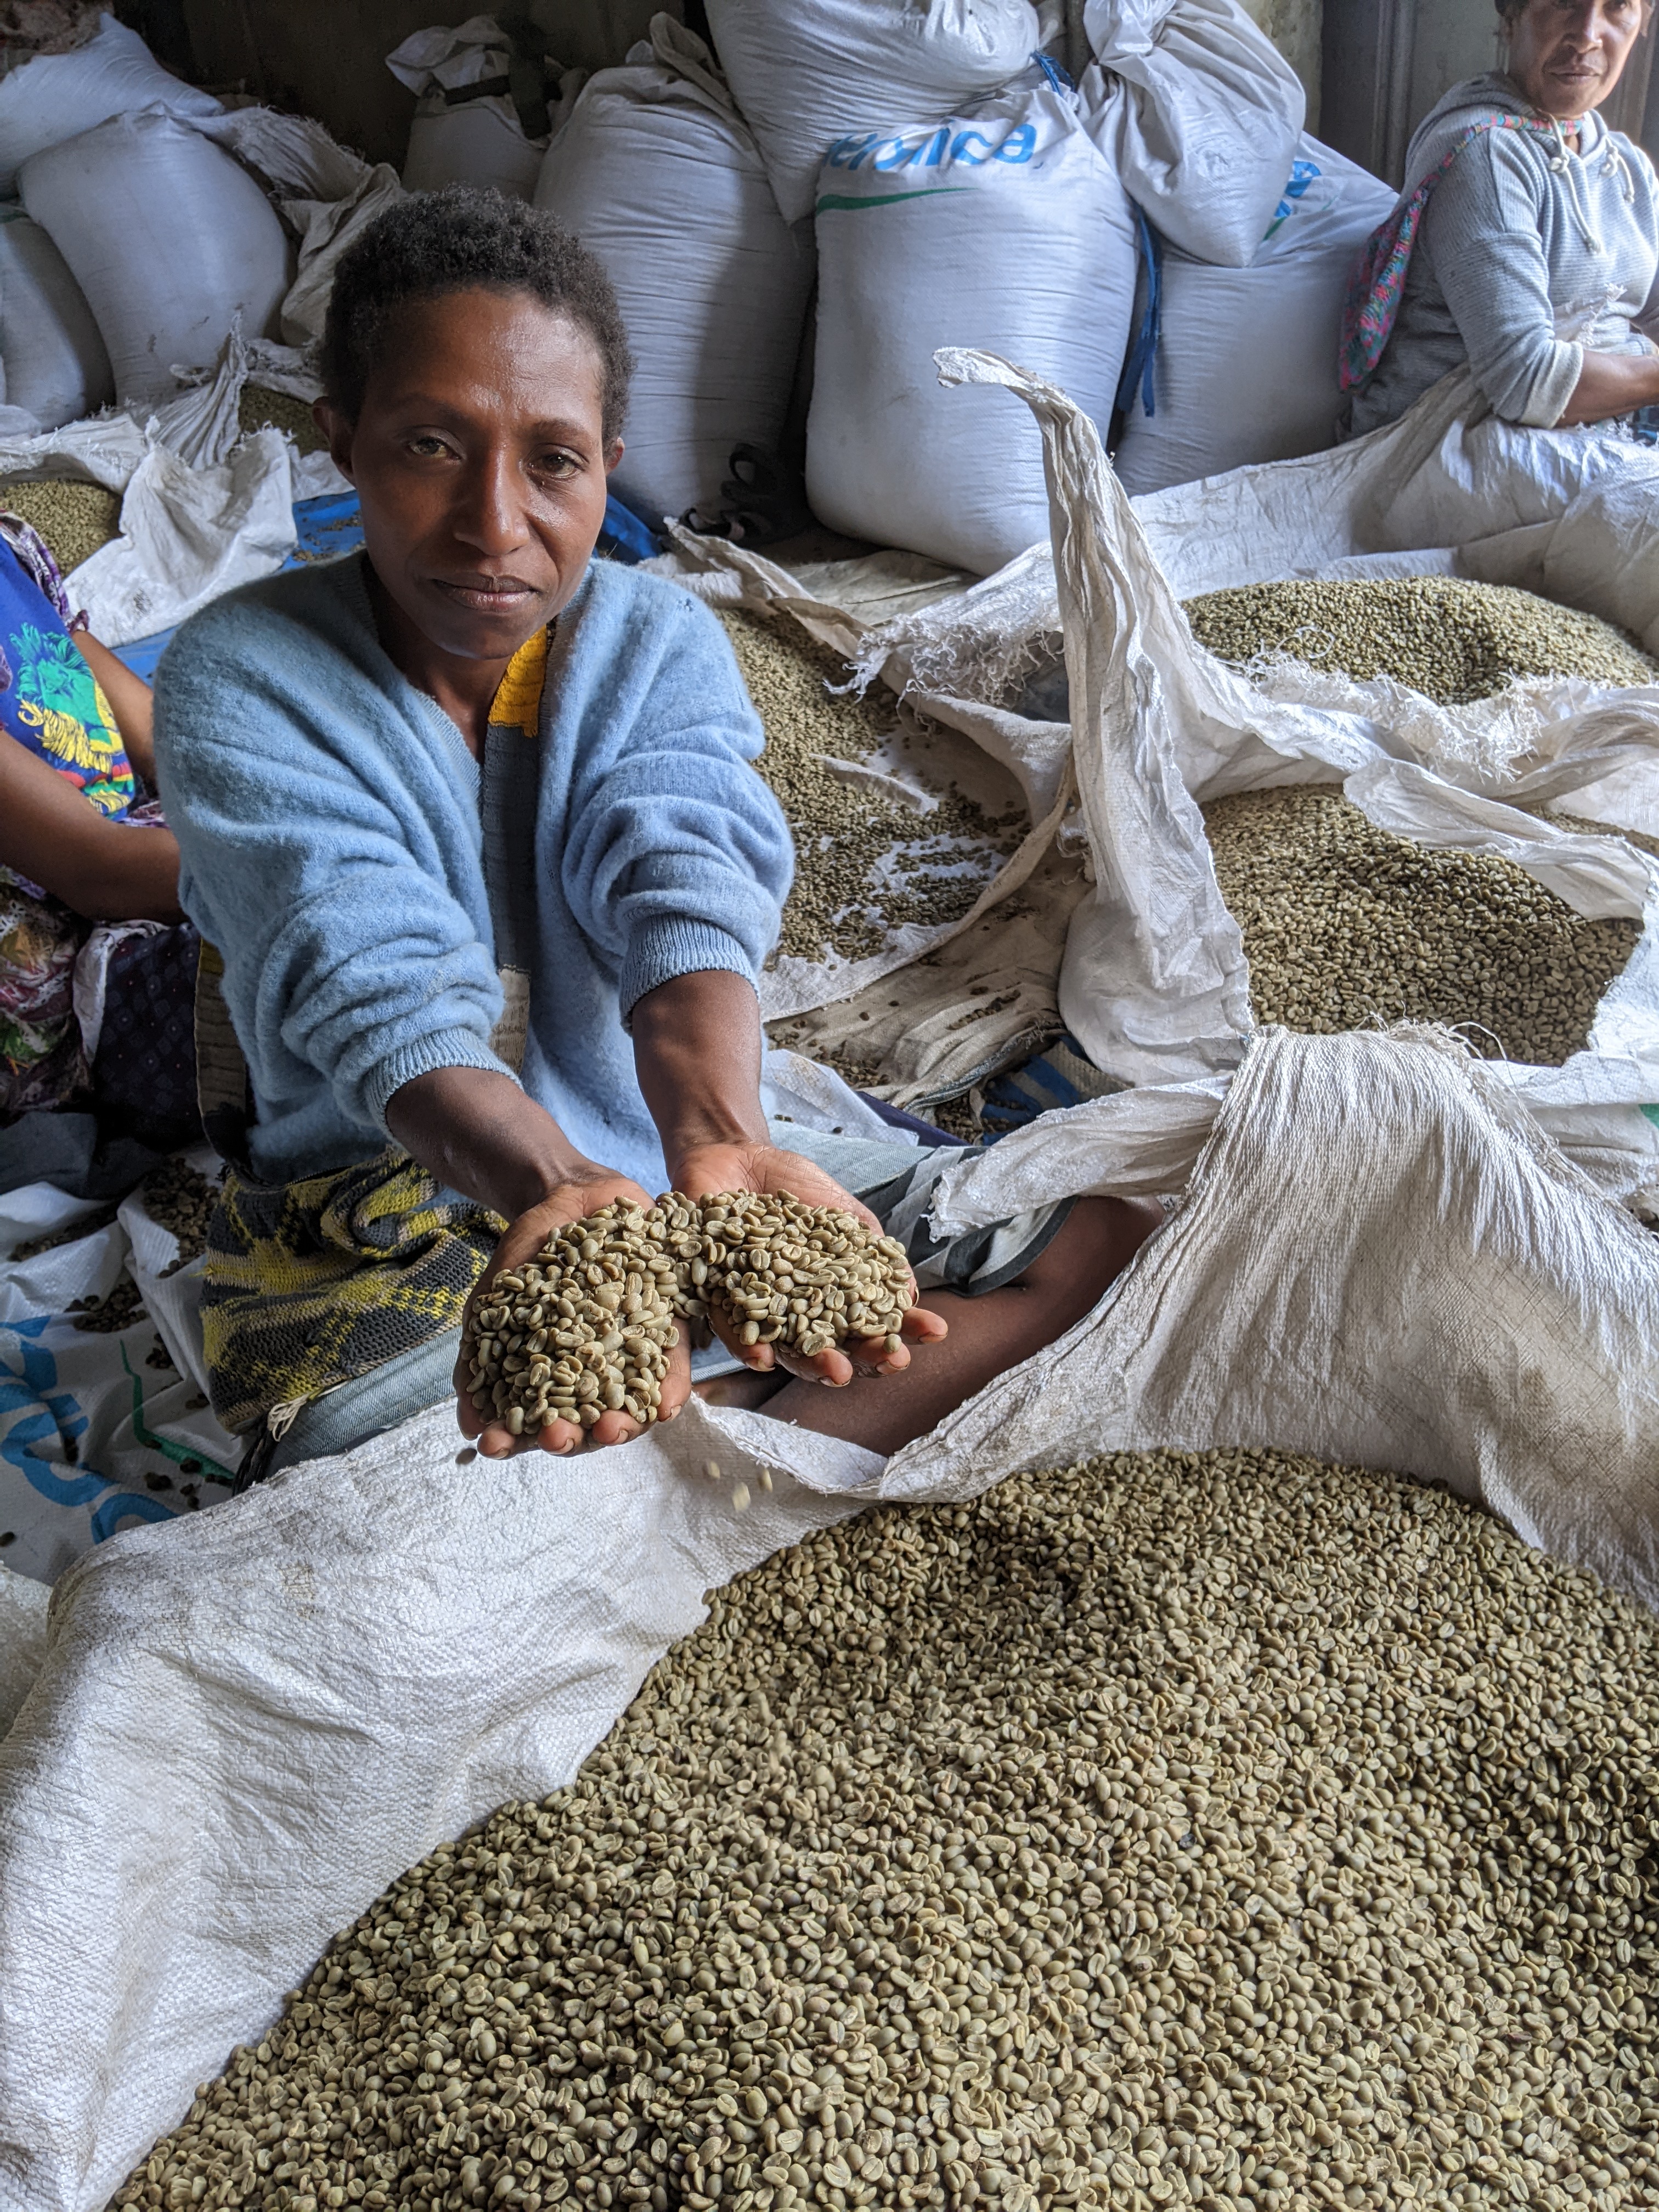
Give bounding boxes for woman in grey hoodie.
[1347,0,1659,436]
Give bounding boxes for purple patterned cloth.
[1340,115,1559,395]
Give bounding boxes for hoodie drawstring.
[1548,115,1606,253]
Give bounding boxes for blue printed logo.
[1261,156,1322,243]
[819,120,1040,211]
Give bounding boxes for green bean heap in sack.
[1182,575,1659,704]
[114,1447,1659,2212]
[1204,786,1643,1068]
[464,1193,915,1435]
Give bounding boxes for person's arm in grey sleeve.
[1424,133,1585,427]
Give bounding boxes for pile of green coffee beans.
[1183,577,1659,704]
[719,611,1022,967]
[463,1194,914,1435]
[1205,786,1641,1066]
[0,477,123,572]
[115,1447,1659,2212]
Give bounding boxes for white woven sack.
[0,13,221,196]
[387,14,583,200]
[534,26,812,524]
[403,100,544,198]
[703,0,1039,225]
[19,110,292,408]
[1114,134,1395,494]
[0,206,112,429]
[4,1020,1658,2210]
[806,76,1138,575]
[1081,0,1305,265]
[932,350,1659,1209]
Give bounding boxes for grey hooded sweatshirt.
[1350,70,1659,436]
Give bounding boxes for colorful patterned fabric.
[0,523,142,1114]
[199,626,551,1441]
[0,880,84,1115]
[0,534,135,828]
[1339,116,1559,394]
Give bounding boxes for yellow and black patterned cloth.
[201,1149,503,1439]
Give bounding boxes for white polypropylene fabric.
[931,350,1659,1204]
[0,207,112,430]
[388,15,578,199]
[0,394,299,643]
[148,326,328,472]
[0,1177,240,1591]
[65,429,297,645]
[534,29,813,524]
[279,163,405,348]
[807,76,1138,574]
[0,1562,48,1738]
[1114,135,1395,494]
[404,99,545,198]
[19,110,293,407]
[703,0,1040,225]
[4,1023,1658,2209]
[0,13,221,197]
[1081,0,1305,265]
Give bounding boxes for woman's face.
[1505,0,1651,118]
[320,286,621,667]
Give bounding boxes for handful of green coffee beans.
[463,1190,915,1434]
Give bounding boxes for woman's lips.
[432,576,540,607]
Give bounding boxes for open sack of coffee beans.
[918,352,1659,1211]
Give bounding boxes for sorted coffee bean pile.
[238,384,330,456]
[465,1193,913,1434]
[0,478,123,574]
[1205,785,1640,1065]
[10,1201,120,1261]
[1184,576,1659,704]
[719,610,1022,966]
[139,1156,222,1276]
[120,1447,1659,2212]
[67,1276,144,1334]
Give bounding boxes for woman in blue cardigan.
[154,188,1158,1481]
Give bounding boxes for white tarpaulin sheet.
[2,1023,1658,2208]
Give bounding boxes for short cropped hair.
[320,185,634,443]
[1496,0,1652,21]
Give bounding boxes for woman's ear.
[314,398,357,486]
[605,438,625,476]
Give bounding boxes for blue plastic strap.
[1030,50,1074,93]
[1115,207,1164,421]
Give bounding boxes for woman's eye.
[537,451,582,479]
[409,435,453,458]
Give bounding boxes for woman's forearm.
[0,735,181,919]
[385,1064,602,1219]
[1557,348,1659,426]
[630,969,770,1174]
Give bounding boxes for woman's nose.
[453,458,526,552]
